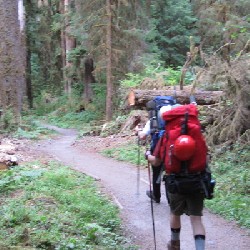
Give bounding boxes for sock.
[171,228,180,241]
[194,235,205,250]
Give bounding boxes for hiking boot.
[146,190,160,203]
[167,240,180,250]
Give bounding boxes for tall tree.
[24,0,64,100]
[24,0,33,108]
[60,0,67,93]
[106,0,113,121]
[72,0,146,119]
[0,0,25,120]
[64,0,76,95]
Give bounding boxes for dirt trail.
[35,125,249,250]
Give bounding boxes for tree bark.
[64,0,76,95]
[0,0,25,119]
[127,89,224,109]
[18,0,25,31]
[25,0,33,108]
[60,0,66,86]
[83,57,95,104]
[179,36,199,90]
[105,0,113,121]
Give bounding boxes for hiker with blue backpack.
[138,96,177,203]
[144,99,215,250]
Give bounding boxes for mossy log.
[127,89,224,109]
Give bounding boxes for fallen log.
[127,89,224,109]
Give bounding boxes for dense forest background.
[0,0,249,146]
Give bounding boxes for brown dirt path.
[34,125,250,250]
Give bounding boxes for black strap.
[181,109,189,135]
[149,109,158,133]
[180,108,189,173]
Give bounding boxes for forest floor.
[2,126,250,250]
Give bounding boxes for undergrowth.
[205,143,250,229]
[0,161,136,249]
[102,139,148,167]
[14,116,55,140]
[46,111,98,129]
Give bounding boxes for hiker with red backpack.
[145,100,215,250]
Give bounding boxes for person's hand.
[145,150,151,160]
[134,124,143,136]
[138,131,147,140]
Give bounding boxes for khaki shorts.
[168,192,205,216]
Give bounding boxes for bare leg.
[190,216,205,236]
[170,213,181,228]
[190,216,205,250]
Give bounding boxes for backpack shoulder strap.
[181,108,189,135]
[180,108,189,174]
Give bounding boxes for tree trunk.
[105,0,113,121]
[18,0,25,31]
[127,89,224,109]
[83,57,95,104]
[146,0,151,16]
[25,0,33,108]
[0,0,25,119]
[179,37,199,90]
[64,0,75,95]
[60,0,66,87]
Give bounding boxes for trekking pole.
[147,160,157,250]
[136,136,141,195]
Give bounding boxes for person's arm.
[138,120,151,140]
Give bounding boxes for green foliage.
[120,59,164,87]
[29,86,106,130]
[26,1,64,98]
[0,108,18,133]
[91,83,106,117]
[47,111,99,129]
[14,127,50,140]
[102,140,147,166]
[120,62,191,88]
[148,0,198,66]
[0,162,133,249]
[14,115,54,140]
[206,143,250,228]
[120,72,146,88]
[33,91,67,116]
[191,0,250,54]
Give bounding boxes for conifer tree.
[191,0,250,55]
[72,0,145,120]
[24,0,63,99]
[148,0,198,67]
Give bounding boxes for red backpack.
[155,104,208,174]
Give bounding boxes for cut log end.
[0,162,9,170]
[127,90,136,106]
